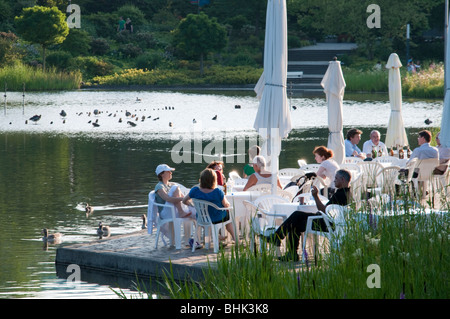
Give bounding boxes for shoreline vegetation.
[0,62,445,99]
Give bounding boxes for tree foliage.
[15,5,69,70]
[173,12,227,74]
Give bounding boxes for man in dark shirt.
[264,169,352,261]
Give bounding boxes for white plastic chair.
[344,157,363,164]
[298,159,307,168]
[244,200,279,253]
[378,165,401,196]
[277,189,294,201]
[148,191,193,250]
[228,171,242,180]
[279,168,304,177]
[302,204,349,262]
[357,161,384,191]
[246,184,273,194]
[411,158,440,202]
[301,164,321,172]
[253,194,289,227]
[373,156,400,166]
[292,192,328,204]
[191,199,235,253]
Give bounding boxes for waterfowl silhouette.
[97,222,110,239]
[234,104,241,109]
[212,115,217,120]
[125,111,131,117]
[60,110,67,117]
[292,105,297,110]
[193,119,197,124]
[153,117,159,121]
[85,203,94,215]
[118,118,122,123]
[92,122,100,127]
[424,118,432,125]
[29,114,41,124]
[127,121,137,127]
[169,122,173,127]
[141,214,147,229]
[93,109,99,116]
[136,97,141,102]
[42,228,62,242]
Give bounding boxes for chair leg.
[155,226,160,249]
[173,220,182,250]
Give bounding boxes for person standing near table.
[263,169,352,262]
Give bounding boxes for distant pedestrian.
[117,16,125,32]
[125,18,133,33]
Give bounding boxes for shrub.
[69,56,114,80]
[119,43,143,58]
[115,4,147,27]
[89,38,110,56]
[59,29,90,56]
[46,50,72,70]
[135,51,163,70]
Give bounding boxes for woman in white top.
[243,155,282,191]
[313,146,340,189]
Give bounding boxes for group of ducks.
[42,204,148,243]
[23,100,232,128]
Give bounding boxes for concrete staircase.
[287,43,357,95]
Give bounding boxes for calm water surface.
[0,90,441,298]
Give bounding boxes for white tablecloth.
[226,191,261,236]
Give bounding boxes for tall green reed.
[160,195,448,299]
[0,63,82,91]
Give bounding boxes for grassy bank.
[156,199,448,299]
[0,63,82,91]
[343,63,444,98]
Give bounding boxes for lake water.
[0,89,442,299]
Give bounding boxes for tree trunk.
[200,53,204,76]
[42,45,46,72]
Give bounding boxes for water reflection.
[0,90,439,298]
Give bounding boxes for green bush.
[115,4,147,27]
[59,29,91,56]
[46,50,72,70]
[89,38,110,56]
[119,43,143,58]
[135,51,163,70]
[69,56,114,80]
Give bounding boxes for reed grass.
[157,196,449,299]
[343,64,444,98]
[0,63,82,91]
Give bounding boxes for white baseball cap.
[155,164,175,176]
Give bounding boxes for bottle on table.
[372,146,377,159]
[399,148,404,159]
[407,146,411,158]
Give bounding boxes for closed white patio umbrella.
[321,58,346,165]
[254,0,291,194]
[385,53,409,148]
[440,15,450,148]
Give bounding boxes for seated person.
[313,146,340,193]
[243,155,282,191]
[434,132,450,175]
[206,160,225,186]
[182,168,236,242]
[154,164,192,219]
[406,130,439,165]
[243,145,261,178]
[362,130,388,158]
[263,169,352,262]
[345,128,366,159]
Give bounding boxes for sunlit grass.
[0,63,82,91]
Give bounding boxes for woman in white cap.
[154,164,192,219]
[242,155,282,191]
